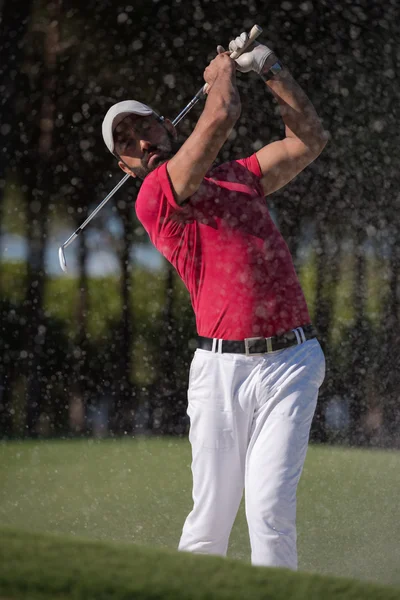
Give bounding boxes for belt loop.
[217,339,223,354]
[266,337,273,353]
[211,338,217,353]
[298,327,306,343]
[293,328,301,345]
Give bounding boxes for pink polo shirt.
[135,154,310,339]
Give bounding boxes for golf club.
[58,24,262,273]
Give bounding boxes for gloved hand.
[217,32,276,75]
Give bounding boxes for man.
[102,32,327,570]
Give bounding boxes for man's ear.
[118,160,136,178]
[163,118,178,140]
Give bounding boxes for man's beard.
[132,133,180,179]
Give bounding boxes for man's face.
[113,114,177,179]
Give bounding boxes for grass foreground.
[1,527,400,600]
[1,438,400,589]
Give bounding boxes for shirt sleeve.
[135,162,185,243]
[211,154,263,197]
[236,153,263,179]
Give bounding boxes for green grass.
[0,439,399,589]
[1,528,399,600]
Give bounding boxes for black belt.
[198,325,317,356]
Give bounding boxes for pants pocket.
[188,402,235,451]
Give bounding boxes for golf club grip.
[229,24,262,59]
[202,24,262,94]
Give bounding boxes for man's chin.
[132,159,166,180]
[150,156,169,170]
[144,153,172,176]
[134,150,175,179]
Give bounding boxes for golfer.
[102,33,327,570]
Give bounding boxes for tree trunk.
[155,260,177,432]
[0,0,34,272]
[348,222,369,445]
[112,202,135,434]
[314,220,342,350]
[0,0,35,436]
[388,231,400,332]
[275,199,302,270]
[312,219,342,443]
[381,228,400,446]
[66,219,89,435]
[25,0,61,436]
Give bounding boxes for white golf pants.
[178,338,325,569]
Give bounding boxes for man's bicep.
[256,138,317,197]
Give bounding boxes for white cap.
[102,100,156,155]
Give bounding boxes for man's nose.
[139,139,152,153]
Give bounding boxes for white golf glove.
[217,32,275,75]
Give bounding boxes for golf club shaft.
[63,173,131,251]
[172,89,205,127]
[173,25,262,126]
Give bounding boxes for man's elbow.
[310,128,329,157]
[212,91,241,125]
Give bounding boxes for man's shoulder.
[136,160,183,227]
[135,166,163,222]
[136,163,167,204]
[139,162,165,190]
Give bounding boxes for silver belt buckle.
[244,337,268,356]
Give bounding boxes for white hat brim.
[102,100,155,154]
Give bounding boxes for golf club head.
[58,245,68,273]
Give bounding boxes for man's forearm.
[265,66,328,154]
[204,72,241,127]
[166,56,241,204]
